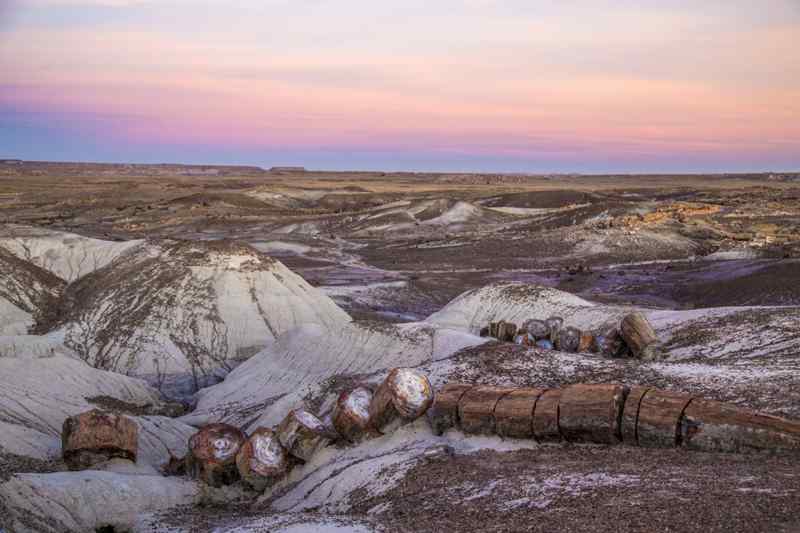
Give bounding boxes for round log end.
[236,427,290,491]
[186,423,246,487]
[333,387,374,442]
[276,409,331,462]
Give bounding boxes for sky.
[1,0,799,173]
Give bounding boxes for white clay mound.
[184,321,484,429]
[0,340,193,466]
[54,239,352,375]
[0,225,145,282]
[0,247,65,335]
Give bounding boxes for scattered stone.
[620,312,660,360]
[236,427,290,491]
[535,339,553,350]
[427,383,473,435]
[186,423,246,487]
[369,368,434,433]
[332,387,374,442]
[61,410,138,471]
[558,384,626,444]
[276,409,331,462]
[555,326,581,352]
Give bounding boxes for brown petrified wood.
[619,312,659,359]
[186,423,246,487]
[620,386,649,446]
[558,383,627,444]
[680,399,800,453]
[276,409,331,462]
[489,322,499,338]
[578,331,595,353]
[428,383,473,435]
[496,321,517,342]
[236,427,290,491]
[532,388,563,442]
[332,386,375,442]
[494,388,545,439]
[458,385,511,435]
[637,388,694,448]
[369,368,434,434]
[61,409,138,471]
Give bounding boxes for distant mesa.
[1,158,23,165]
[269,166,307,173]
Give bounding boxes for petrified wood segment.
[369,368,434,433]
[522,319,549,340]
[276,409,331,462]
[496,321,517,342]
[428,383,473,435]
[620,312,659,359]
[578,331,594,353]
[186,423,246,487]
[532,389,563,442]
[495,388,545,439]
[332,387,374,442]
[637,389,693,448]
[236,427,290,491]
[458,386,510,435]
[681,399,800,454]
[621,386,649,445]
[558,383,626,444]
[555,326,581,352]
[61,409,138,471]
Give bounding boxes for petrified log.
[186,423,246,487]
[545,316,564,342]
[369,368,434,433]
[332,387,374,442]
[62,409,138,471]
[496,321,517,342]
[593,329,626,357]
[578,331,594,352]
[276,409,331,462]
[428,383,473,435]
[558,383,626,444]
[479,326,490,337]
[620,386,649,445]
[522,319,549,340]
[513,333,532,346]
[236,427,290,491]
[489,322,499,338]
[620,312,659,359]
[637,389,694,448]
[555,326,581,352]
[532,389,563,442]
[680,399,800,453]
[495,388,545,439]
[458,386,511,435]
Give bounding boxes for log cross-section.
[276,409,331,462]
[332,387,375,443]
[236,427,290,491]
[186,423,246,487]
[368,368,434,434]
[458,386,512,435]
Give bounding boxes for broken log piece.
[428,383,474,435]
[532,389,563,442]
[545,316,564,342]
[61,409,138,471]
[276,409,331,462]
[236,427,290,491]
[535,339,553,350]
[637,389,694,448]
[558,383,627,444]
[621,386,650,446]
[578,331,594,353]
[186,423,246,487]
[522,319,549,340]
[496,321,517,342]
[332,387,375,442]
[458,386,512,435]
[594,329,626,357]
[369,368,434,433]
[680,399,800,454]
[479,326,490,337]
[495,388,545,439]
[620,312,660,359]
[555,326,581,352]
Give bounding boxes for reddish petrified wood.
[681,399,800,454]
[578,331,594,353]
[276,409,331,462]
[236,427,290,491]
[532,389,563,442]
[62,409,138,471]
[620,386,649,446]
[494,388,545,439]
[369,368,434,434]
[620,312,659,359]
[558,383,626,444]
[186,423,246,487]
[458,386,511,435]
[428,383,473,435]
[332,387,374,442]
[637,389,694,448]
